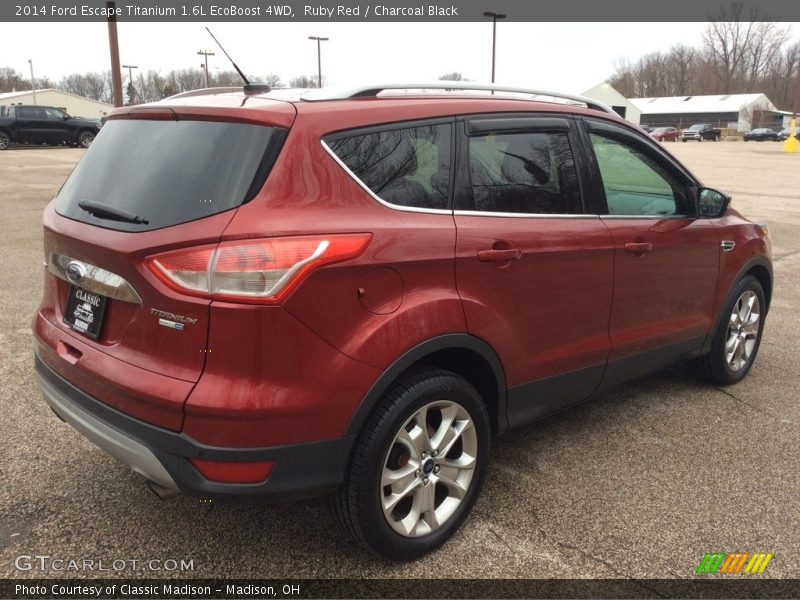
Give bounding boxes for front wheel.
[331,368,491,560]
[0,131,10,150]
[697,275,766,385]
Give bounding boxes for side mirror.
[698,187,731,218]
[62,115,69,120]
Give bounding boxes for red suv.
[33,83,772,560]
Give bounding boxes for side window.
[324,123,451,210]
[44,107,66,120]
[19,107,41,119]
[590,133,685,216]
[466,130,581,214]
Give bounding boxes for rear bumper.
[34,354,354,499]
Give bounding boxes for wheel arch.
[702,255,773,354]
[345,334,508,439]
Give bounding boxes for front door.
[581,119,720,389]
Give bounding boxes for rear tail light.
[145,234,371,304]
[190,459,274,483]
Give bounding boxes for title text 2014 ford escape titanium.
[33,83,772,560]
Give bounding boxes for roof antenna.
[205,27,270,94]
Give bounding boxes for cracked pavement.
[0,142,798,580]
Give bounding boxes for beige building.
[581,82,642,125]
[0,89,113,119]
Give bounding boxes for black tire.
[682,138,687,143]
[77,130,95,148]
[331,367,491,560]
[697,275,766,385]
[0,130,10,150]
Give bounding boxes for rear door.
[580,118,719,390]
[16,106,45,142]
[453,115,615,427]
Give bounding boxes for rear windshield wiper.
[78,200,149,225]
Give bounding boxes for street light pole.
[121,64,138,104]
[308,36,329,88]
[27,58,37,105]
[197,50,215,87]
[483,11,506,86]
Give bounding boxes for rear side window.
[466,131,581,214]
[55,119,285,232]
[324,123,452,210]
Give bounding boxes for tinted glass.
[467,131,581,214]
[44,107,66,119]
[55,119,283,232]
[19,107,40,118]
[590,133,684,216]
[325,123,451,210]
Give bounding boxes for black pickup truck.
[680,123,721,142]
[0,104,102,150]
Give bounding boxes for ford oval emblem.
[66,261,86,284]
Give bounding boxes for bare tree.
[264,73,283,88]
[0,67,24,92]
[439,72,467,81]
[289,74,324,88]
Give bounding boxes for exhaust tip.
[146,480,180,500]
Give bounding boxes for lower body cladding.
[34,355,354,499]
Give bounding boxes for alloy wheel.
[381,400,477,538]
[725,290,761,372]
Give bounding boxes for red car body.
[651,127,680,142]
[33,86,772,518]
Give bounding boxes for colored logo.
[696,552,774,575]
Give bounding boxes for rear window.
[54,119,285,232]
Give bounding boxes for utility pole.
[121,64,138,104]
[197,50,215,87]
[483,11,506,87]
[308,36,329,88]
[107,1,123,107]
[27,58,37,105]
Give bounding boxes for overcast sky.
[2,21,798,94]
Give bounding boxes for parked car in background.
[0,104,101,150]
[777,127,800,141]
[639,125,654,134]
[651,127,679,142]
[33,82,772,560]
[681,123,721,142]
[743,128,779,142]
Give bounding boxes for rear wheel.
[78,130,95,148]
[697,275,765,385]
[331,368,490,560]
[0,131,10,150]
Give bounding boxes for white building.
[581,82,641,125]
[628,94,781,132]
[0,89,113,119]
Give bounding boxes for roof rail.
[166,87,241,100]
[301,82,618,115]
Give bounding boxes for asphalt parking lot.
[1,141,799,580]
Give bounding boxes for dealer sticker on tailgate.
[64,286,107,339]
